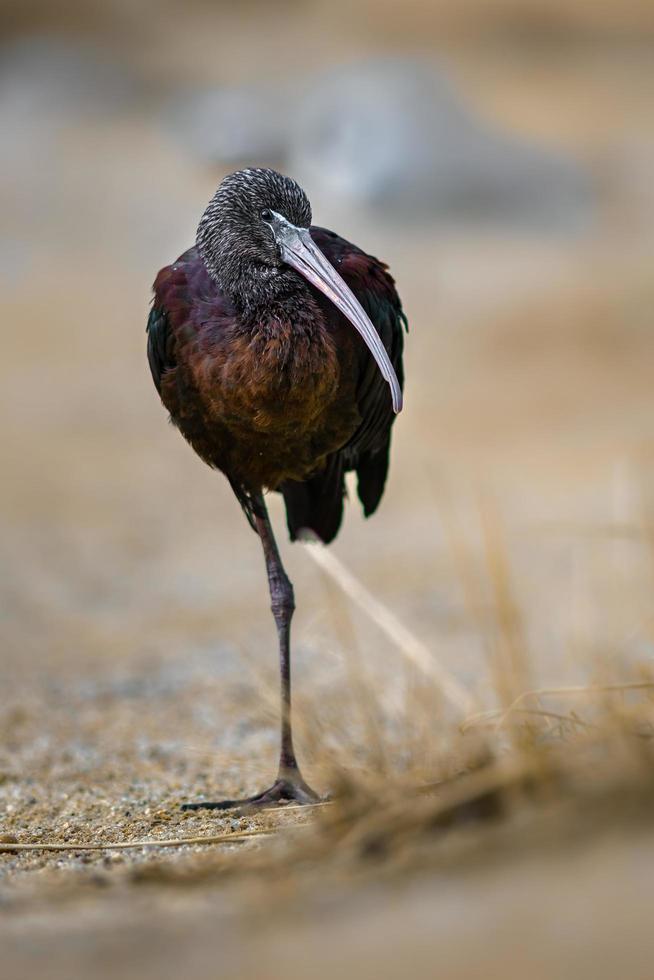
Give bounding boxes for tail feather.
[356,441,391,518]
[281,456,345,544]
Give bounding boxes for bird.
[147,167,406,810]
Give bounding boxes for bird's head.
[196,168,402,413]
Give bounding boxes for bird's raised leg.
[182,493,320,812]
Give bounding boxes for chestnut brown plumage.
[147,168,406,809]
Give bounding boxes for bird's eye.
[260,209,273,222]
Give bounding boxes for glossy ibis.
[147,168,406,810]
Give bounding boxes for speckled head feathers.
[196,168,312,307]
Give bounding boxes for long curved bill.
[270,213,403,413]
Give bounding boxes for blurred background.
[2,1,654,978]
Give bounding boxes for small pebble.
[0,833,19,853]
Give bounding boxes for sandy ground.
[2,24,654,979]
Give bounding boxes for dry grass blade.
[324,753,532,860]
[302,540,476,716]
[0,826,281,854]
[317,571,389,774]
[478,491,531,714]
[461,681,654,732]
[462,707,597,731]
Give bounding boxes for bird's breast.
[218,319,348,431]
[186,313,361,489]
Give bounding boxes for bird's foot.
[181,774,321,813]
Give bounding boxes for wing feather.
[281,227,406,540]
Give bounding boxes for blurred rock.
[164,85,290,167]
[163,58,592,229]
[290,60,592,229]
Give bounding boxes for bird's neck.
[233,272,324,337]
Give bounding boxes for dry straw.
[302,539,476,716]
[0,826,280,853]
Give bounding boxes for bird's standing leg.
[182,493,320,812]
